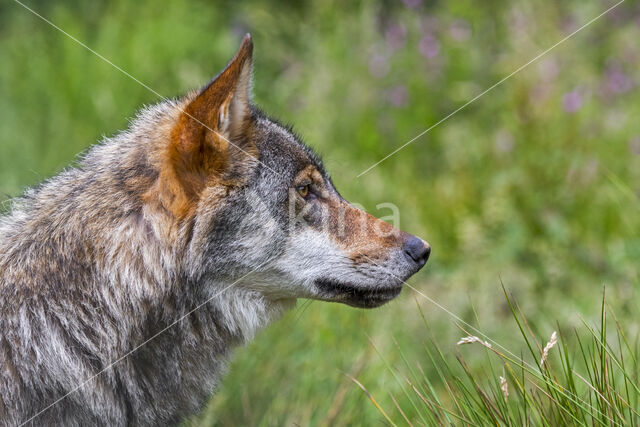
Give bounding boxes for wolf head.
[149,35,430,309]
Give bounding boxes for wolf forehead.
[249,109,330,186]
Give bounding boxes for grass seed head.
[499,376,508,403]
[457,336,492,349]
[540,331,558,367]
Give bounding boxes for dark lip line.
[314,279,402,299]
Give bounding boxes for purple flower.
[387,85,409,108]
[369,52,390,78]
[605,67,633,94]
[386,23,407,51]
[419,34,440,59]
[402,0,422,9]
[562,90,582,113]
[449,19,471,42]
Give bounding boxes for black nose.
[403,236,431,267]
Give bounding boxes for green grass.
[360,289,640,426]
[1,0,639,425]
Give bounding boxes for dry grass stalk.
[457,336,492,349]
[540,331,558,367]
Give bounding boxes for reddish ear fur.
[178,33,254,149]
[151,34,255,220]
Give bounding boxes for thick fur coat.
[0,35,429,425]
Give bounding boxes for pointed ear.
[185,34,253,139]
[158,35,256,219]
[183,33,253,142]
[171,34,254,177]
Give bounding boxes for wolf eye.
[296,184,310,198]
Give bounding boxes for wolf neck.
[204,284,295,343]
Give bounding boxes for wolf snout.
[403,236,431,268]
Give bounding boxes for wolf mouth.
[314,279,403,308]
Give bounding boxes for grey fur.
[0,39,428,426]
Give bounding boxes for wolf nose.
[403,236,431,267]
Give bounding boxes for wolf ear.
[186,33,253,142]
[159,35,255,218]
[170,33,254,175]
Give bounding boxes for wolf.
[0,34,430,425]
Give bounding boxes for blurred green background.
[1,0,639,425]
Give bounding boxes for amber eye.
[296,184,310,198]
